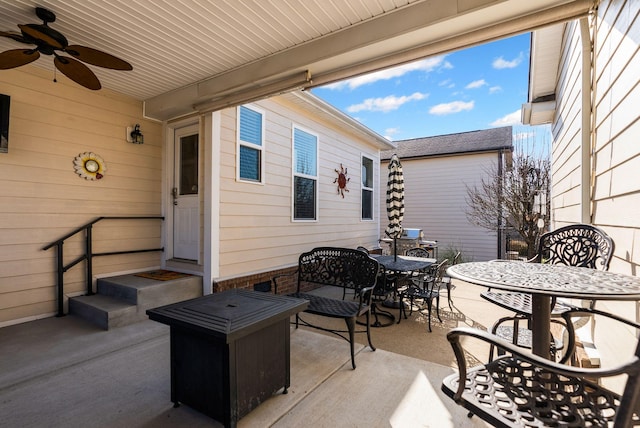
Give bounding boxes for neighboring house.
[522,0,639,387]
[380,127,513,262]
[0,66,392,327]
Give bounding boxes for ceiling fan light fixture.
[0,7,132,90]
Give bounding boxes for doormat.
[134,270,192,281]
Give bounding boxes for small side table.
[147,289,308,428]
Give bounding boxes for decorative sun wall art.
[334,163,350,198]
[74,152,106,180]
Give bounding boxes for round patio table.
[370,254,436,309]
[447,260,640,357]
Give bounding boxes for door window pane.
[180,134,198,195]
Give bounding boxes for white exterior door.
[173,125,199,261]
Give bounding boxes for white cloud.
[322,56,447,90]
[513,131,535,142]
[384,128,400,140]
[490,110,522,126]
[347,92,428,113]
[465,79,487,89]
[439,79,455,89]
[489,85,502,94]
[429,100,474,115]
[493,52,524,69]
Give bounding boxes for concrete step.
[70,271,202,330]
[69,294,138,330]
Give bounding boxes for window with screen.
[361,155,374,220]
[293,127,318,221]
[237,105,264,183]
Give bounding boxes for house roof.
[0,1,592,121]
[380,126,513,161]
[281,91,394,150]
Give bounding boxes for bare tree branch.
[466,135,551,258]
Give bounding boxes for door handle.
[172,187,178,205]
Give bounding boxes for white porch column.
[202,112,221,295]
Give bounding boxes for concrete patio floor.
[0,280,502,427]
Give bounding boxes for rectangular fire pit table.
[146,289,308,428]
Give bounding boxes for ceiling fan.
[0,6,132,90]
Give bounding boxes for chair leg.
[435,295,442,322]
[447,283,453,310]
[426,299,433,332]
[345,317,357,369]
[397,295,408,324]
[364,312,376,352]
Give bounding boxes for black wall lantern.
[127,124,144,144]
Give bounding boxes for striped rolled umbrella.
[385,154,405,260]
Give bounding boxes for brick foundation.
[213,266,318,295]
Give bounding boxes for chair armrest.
[447,308,640,402]
[272,271,298,294]
[357,284,377,307]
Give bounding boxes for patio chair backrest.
[298,247,379,292]
[405,247,430,258]
[434,258,449,285]
[533,224,614,271]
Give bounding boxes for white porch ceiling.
[0,0,592,121]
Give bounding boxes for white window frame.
[361,153,375,221]
[291,125,319,222]
[236,104,265,184]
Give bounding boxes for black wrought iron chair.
[397,258,448,332]
[440,250,461,309]
[356,246,370,254]
[403,247,432,290]
[442,308,640,427]
[481,224,615,359]
[356,246,395,326]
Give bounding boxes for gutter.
[580,15,593,223]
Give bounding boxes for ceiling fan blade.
[66,45,132,70]
[54,56,101,90]
[0,49,40,70]
[18,24,66,49]
[0,31,28,44]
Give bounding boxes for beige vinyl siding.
[591,0,640,275]
[546,0,639,393]
[0,66,163,325]
[552,1,640,273]
[216,96,381,278]
[380,152,498,261]
[550,19,584,225]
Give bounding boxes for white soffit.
[529,23,565,100]
[521,22,564,125]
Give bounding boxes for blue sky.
[312,33,549,154]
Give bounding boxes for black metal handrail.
[42,216,164,317]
